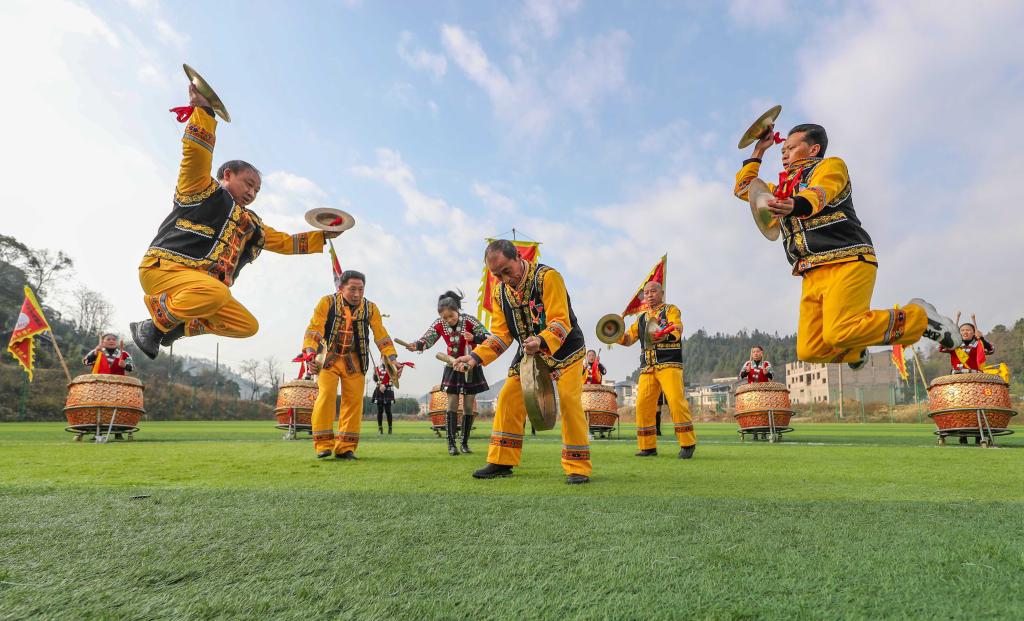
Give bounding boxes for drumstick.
[395,338,414,349]
[436,353,470,381]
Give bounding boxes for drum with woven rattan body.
[64,374,145,439]
[582,384,618,434]
[274,379,318,434]
[927,373,1016,446]
[733,381,794,442]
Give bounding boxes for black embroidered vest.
[322,296,373,375]
[499,263,585,372]
[637,305,683,370]
[781,159,876,274]
[145,179,267,285]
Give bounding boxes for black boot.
[635,448,658,457]
[378,426,384,434]
[678,445,696,459]
[460,414,473,453]
[130,319,162,360]
[472,463,513,479]
[160,323,186,346]
[446,411,459,456]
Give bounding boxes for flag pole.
[47,330,72,383]
[910,346,928,397]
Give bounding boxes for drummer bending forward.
[83,333,134,376]
[130,83,335,360]
[304,270,397,460]
[617,281,697,459]
[734,124,959,368]
[739,346,773,383]
[454,240,592,485]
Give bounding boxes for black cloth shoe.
[378,426,384,435]
[130,319,162,360]
[446,411,459,456]
[472,463,513,479]
[460,414,473,453]
[678,445,696,459]
[335,451,357,460]
[387,426,392,435]
[566,474,590,485]
[848,349,868,370]
[159,323,186,346]
[635,449,658,457]
[908,298,960,350]
[316,449,333,459]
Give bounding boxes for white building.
[785,350,900,405]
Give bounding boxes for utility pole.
[215,342,220,399]
[837,362,845,420]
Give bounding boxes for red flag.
[891,344,909,381]
[7,286,52,381]
[622,255,667,316]
[477,239,540,327]
[328,239,343,289]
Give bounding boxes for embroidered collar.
[785,157,822,174]
[507,260,538,304]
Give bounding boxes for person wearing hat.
[405,290,491,456]
[129,82,338,360]
[616,281,696,459]
[303,270,397,460]
[453,240,592,485]
[83,333,134,376]
[734,124,960,369]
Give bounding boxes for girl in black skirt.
[371,362,395,434]
[405,290,490,456]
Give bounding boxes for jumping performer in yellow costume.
[453,240,592,485]
[130,83,334,359]
[303,270,397,460]
[734,123,960,366]
[617,281,696,459]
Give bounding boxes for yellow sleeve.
[537,269,574,354]
[177,107,217,196]
[664,305,683,342]
[369,302,397,359]
[795,157,850,216]
[471,287,512,366]
[303,296,331,351]
[733,160,777,201]
[618,318,639,346]
[262,225,326,255]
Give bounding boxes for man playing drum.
[734,124,960,368]
[303,270,398,460]
[453,240,592,485]
[616,281,697,459]
[130,82,337,360]
[739,345,773,383]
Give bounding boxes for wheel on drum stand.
[127,432,134,441]
[73,433,83,442]
[937,435,946,446]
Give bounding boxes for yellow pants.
[635,366,695,450]
[138,260,258,338]
[797,261,928,363]
[310,359,366,455]
[488,359,592,477]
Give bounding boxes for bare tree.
[263,356,281,394]
[70,286,114,337]
[0,234,30,265]
[22,248,74,299]
[239,358,262,400]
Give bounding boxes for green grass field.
[1,420,1022,620]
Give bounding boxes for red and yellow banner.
[477,239,540,328]
[891,344,909,381]
[7,286,52,381]
[622,254,667,316]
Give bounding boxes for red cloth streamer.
[169,106,194,123]
[329,216,344,226]
[292,351,316,378]
[653,323,676,340]
[774,170,802,200]
[772,131,784,144]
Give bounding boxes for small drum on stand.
[582,384,619,438]
[274,379,318,440]
[734,381,794,443]
[64,375,145,442]
[927,373,1016,447]
[427,385,479,438]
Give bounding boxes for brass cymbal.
[737,104,781,149]
[521,354,557,431]
[596,313,625,345]
[747,178,781,241]
[183,63,231,122]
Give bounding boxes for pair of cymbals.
[521,355,557,431]
[737,104,782,149]
[304,208,356,233]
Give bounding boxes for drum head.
[521,355,557,431]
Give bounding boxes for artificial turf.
[1,421,1021,620]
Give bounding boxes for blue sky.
[3,0,1022,396]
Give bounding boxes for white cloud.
[523,0,583,39]
[549,30,630,115]
[728,0,790,28]
[472,183,517,213]
[397,31,448,78]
